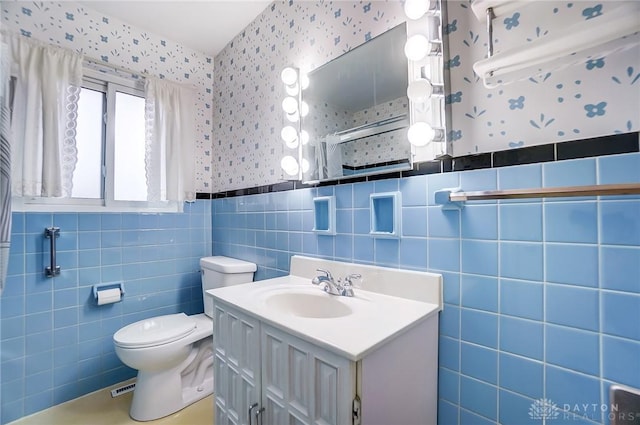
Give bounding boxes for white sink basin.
[264,292,353,318]
[208,256,442,360]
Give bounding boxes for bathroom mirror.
[301,23,412,183]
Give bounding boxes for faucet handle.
[316,268,334,280]
[343,273,362,286]
[312,268,333,285]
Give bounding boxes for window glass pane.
[72,88,103,199]
[114,91,146,201]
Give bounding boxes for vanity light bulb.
[300,130,310,145]
[407,122,436,147]
[404,0,430,20]
[281,155,299,176]
[281,67,298,86]
[282,97,298,114]
[301,158,310,173]
[407,78,433,102]
[300,73,310,90]
[404,35,431,61]
[285,83,300,96]
[281,126,298,143]
[285,112,300,123]
[300,101,309,117]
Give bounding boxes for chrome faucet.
[312,269,360,297]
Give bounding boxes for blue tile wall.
[212,152,640,425]
[0,202,211,424]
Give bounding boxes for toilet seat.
[114,313,196,349]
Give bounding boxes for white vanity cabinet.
[213,300,355,425]
[210,255,442,425]
[212,298,438,425]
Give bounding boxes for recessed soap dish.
[313,196,336,235]
[370,191,401,238]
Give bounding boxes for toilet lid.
[114,313,196,349]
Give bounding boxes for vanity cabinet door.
[261,324,356,425]
[213,301,261,425]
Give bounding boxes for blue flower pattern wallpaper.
[1,1,215,192]
[447,0,639,154]
[212,1,407,192]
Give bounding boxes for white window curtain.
[144,77,196,203]
[7,33,82,197]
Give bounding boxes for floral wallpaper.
[3,0,637,193]
[1,1,215,192]
[212,1,406,192]
[446,0,640,154]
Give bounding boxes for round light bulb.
[300,101,309,117]
[285,112,299,123]
[281,155,299,176]
[282,97,298,114]
[281,126,298,144]
[404,0,430,20]
[285,83,300,96]
[300,73,310,90]
[407,78,433,102]
[300,130,310,145]
[407,122,436,147]
[404,35,431,61]
[281,67,298,86]
[301,158,310,173]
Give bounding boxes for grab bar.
[45,227,60,277]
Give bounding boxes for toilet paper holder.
[93,282,125,304]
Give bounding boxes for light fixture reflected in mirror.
[300,130,309,145]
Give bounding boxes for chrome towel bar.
[435,183,640,209]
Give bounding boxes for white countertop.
[207,274,441,361]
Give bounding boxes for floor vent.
[110,383,136,398]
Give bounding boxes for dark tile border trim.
[196,131,639,199]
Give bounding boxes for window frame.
[13,68,182,213]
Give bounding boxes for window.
[15,70,180,212]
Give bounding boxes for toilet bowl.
[113,256,256,421]
[114,313,213,421]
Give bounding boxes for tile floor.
[9,381,214,425]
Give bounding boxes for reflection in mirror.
[301,23,410,183]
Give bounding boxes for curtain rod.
[2,30,198,90]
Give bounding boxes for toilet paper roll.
[97,288,121,305]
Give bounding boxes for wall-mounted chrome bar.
[486,7,495,58]
[449,183,640,202]
[45,227,60,277]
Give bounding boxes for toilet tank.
[200,256,256,318]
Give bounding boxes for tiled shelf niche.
[370,191,401,238]
[313,196,336,235]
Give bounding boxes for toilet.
[113,256,256,421]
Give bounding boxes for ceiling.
[77,1,272,56]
